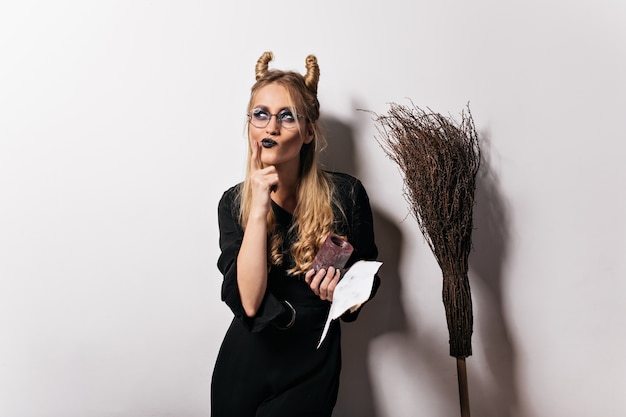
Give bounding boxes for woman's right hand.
[249,138,279,217]
[236,139,277,318]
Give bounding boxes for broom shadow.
[320,115,517,416]
[466,130,519,416]
[320,114,457,416]
[319,115,408,417]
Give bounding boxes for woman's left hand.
[305,266,341,301]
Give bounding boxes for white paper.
[317,260,383,349]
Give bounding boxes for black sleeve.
[341,177,381,322]
[216,187,288,332]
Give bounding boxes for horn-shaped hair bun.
[303,54,320,94]
[255,51,274,81]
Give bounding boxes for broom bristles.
[372,102,480,358]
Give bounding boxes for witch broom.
[372,102,480,417]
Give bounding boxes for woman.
[211,51,380,417]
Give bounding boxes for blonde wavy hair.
[238,51,343,275]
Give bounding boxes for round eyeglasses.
[247,108,305,130]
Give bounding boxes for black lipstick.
[261,138,277,148]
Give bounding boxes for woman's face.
[248,83,313,170]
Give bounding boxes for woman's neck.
[271,164,300,214]
[271,182,298,214]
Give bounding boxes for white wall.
[1,1,624,416]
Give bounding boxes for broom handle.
[457,358,471,417]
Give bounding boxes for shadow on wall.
[319,116,518,417]
[319,115,407,417]
[467,131,519,416]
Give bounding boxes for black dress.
[211,172,379,417]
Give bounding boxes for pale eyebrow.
[251,105,293,113]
